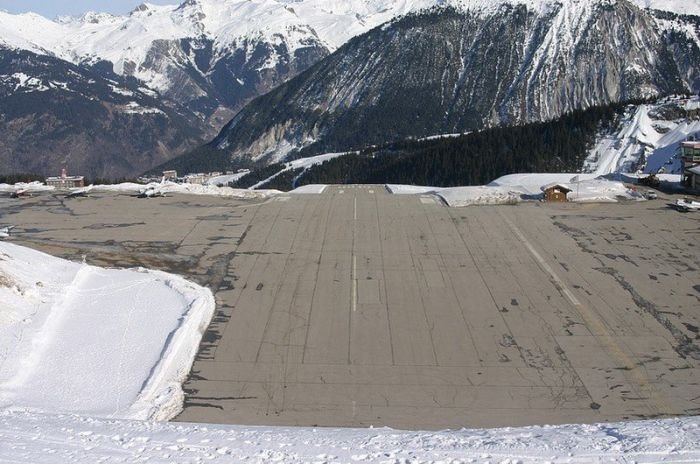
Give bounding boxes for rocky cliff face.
[211,0,700,163]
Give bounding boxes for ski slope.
[585,97,700,176]
[250,151,352,189]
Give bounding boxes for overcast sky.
[0,1,175,19]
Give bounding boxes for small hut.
[542,183,573,202]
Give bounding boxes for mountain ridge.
[1,0,699,177]
[205,0,700,165]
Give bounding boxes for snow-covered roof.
[541,183,573,192]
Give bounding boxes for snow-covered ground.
[92,181,281,199]
[290,184,328,194]
[205,170,251,186]
[0,242,215,421]
[386,184,441,195]
[584,97,700,176]
[437,186,522,207]
[0,181,54,193]
[388,173,642,206]
[1,410,698,463]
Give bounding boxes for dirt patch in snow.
[0,272,14,287]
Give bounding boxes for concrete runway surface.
[1,185,698,429]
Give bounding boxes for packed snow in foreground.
[0,242,215,421]
[1,410,698,463]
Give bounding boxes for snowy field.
[1,410,698,463]
[0,242,215,421]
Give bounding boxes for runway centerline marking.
[504,216,581,307]
[352,254,357,313]
[352,195,357,313]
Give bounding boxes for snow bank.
[0,410,698,464]
[566,180,644,202]
[489,173,598,195]
[93,181,280,199]
[290,184,328,194]
[388,174,642,206]
[0,181,54,193]
[491,173,644,202]
[386,184,442,194]
[437,186,522,207]
[0,242,215,421]
[159,182,280,199]
[387,183,522,206]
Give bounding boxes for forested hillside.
[248,103,629,190]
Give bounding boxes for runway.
[1,185,698,429]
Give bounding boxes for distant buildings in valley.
[137,170,243,185]
[45,168,85,189]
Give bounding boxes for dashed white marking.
[500,212,668,415]
[420,196,436,205]
[353,197,357,221]
[501,215,580,307]
[368,190,374,194]
[274,196,290,202]
[339,190,344,195]
[352,254,357,313]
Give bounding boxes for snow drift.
[0,242,215,421]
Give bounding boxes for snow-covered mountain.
[0,0,450,122]
[203,0,700,165]
[0,0,453,177]
[0,0,697,118]
[0,0,699,177]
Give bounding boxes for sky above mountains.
[1,0,700,21]
[0,1,172,18]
